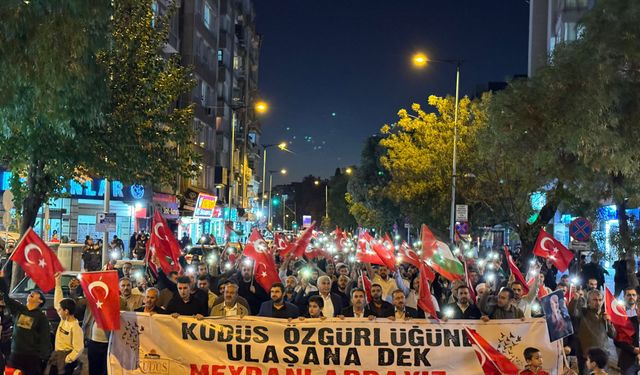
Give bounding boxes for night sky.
[254,1,530,184]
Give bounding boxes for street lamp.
[314,180,328,219]
[345,167,353,175]
[261,141,289,212]
[255,101,269,114]
[268,168,287,228]
[412,52,462,243]
[228,100,269,209]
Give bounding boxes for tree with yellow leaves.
[378,94,489,233]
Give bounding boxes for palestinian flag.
[421,224,464,281]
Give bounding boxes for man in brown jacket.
[569,289,615,374]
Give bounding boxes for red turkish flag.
[148,210,181,273]
[79,271,120,330]
[243,229,280,292]
[10,228,64,292]
[303,245,330,261]
[280,223,316,258]
[274,233,289,252]
[334,227,347,252]
[418,263,439,320]
[465,327,520,374]
[359,271,372,304]
[503,246,529,294]
[398,241,421,268]
[356,231,385,265]
[420,224,439,258]
[532,229,574,272]
[370,234,396,270]
[605,286,635,345]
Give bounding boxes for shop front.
[0,170,151,249]
[178,191,253,245]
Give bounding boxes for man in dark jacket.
[0,271,51,375]
[340,288,373,318]
[443,285,482,320]
[579,257,608,289]
[367,284,394,318]
[258,283,299,318]
[614,286,639,374]
[165,277,208,317]
[390,289,424,319]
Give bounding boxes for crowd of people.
[0,228,633,375]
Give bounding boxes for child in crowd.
[303,295,325,319]
[520,347,549,375]
[586,347,608,375]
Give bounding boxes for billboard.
[193,193,217,218]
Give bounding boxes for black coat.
[340,306,373,317]
[398,306,425,319]
[442,303,483,320]
[614,314,639,373]
[367,300,394,318]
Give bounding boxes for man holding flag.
[568,288,616,374]
[614,286,640,374]
[0,270,51,375]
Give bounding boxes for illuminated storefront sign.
[193,193,217,218]
[0,171,148,201]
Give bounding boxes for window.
[217,49,223,62]
[564,22,578,42]
[204,2,213,30]
[563,0,588,11]
[151,1,158,28]
[201,82,207,106]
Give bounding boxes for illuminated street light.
[280,168,287,175]
[255,101,269,114]
[412,53,428,67]
[410,51,462,243]
[345,167,353,175]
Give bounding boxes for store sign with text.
[0,171,148,201]
[193,193,218,218]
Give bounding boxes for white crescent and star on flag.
[539,236,560,258]
[24,243,46,268]
[154,221,169,242]
[88,280,110,309]
[253,239,268,253]
[610,299,627,318]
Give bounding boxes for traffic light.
[292,221,298,229]
[272,197,280,206]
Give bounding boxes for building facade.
[0,0,263,250]
[177,0,263,244]
[528,0,594,77]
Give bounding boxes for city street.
[1,0,639,374]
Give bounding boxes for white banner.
[108,313,563,375]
